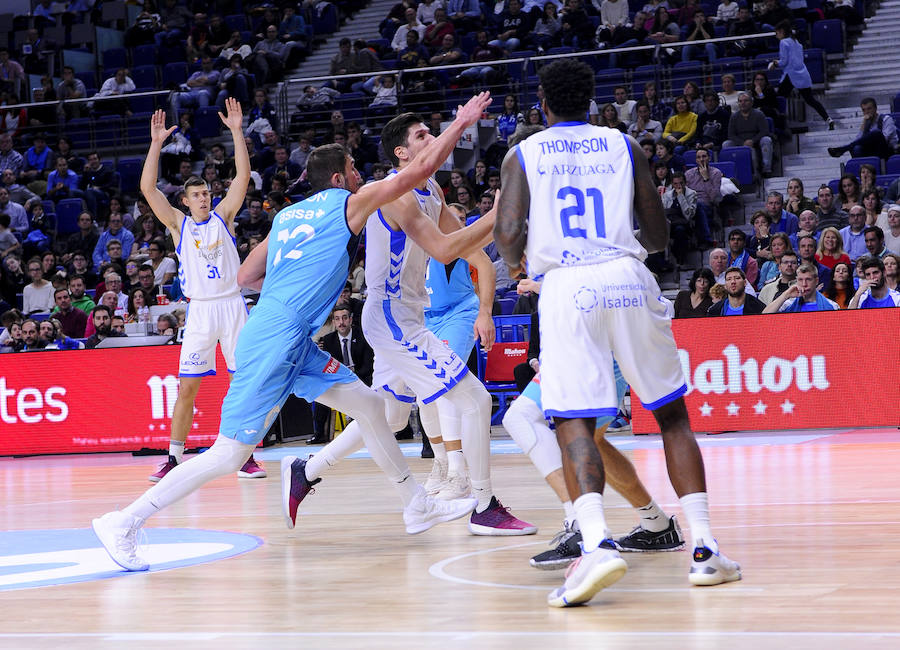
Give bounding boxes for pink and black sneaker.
[280,456,321,529]
[149,455,178,483]
[468,496,537,536]
[238,455,267,478]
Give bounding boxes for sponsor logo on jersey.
[323,357,340,374]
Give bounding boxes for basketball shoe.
[689,540,742,586]
[530,522,582,569]
[424,459,448,495]
[148,455,177,483]
[403,485,476,534]
[614,515,685,552]
[435,472,471,500]
[547,540,628,607]
[92,511,149,572]
[469,496,537,535]
[281,456,321,529]
[238,455,267,478]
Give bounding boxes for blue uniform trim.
[622,130,635,175]
[639,383,688,410]
[179,370,216,378]
[514,144,526,172]
[382,385,416,403]
[382,298,404,342]
[545,407,618,419]
[550,120,587,128]
[214,210,237,245]
[175,215,186,255]
[413,186,430,196]
[384,215,405,298]
[420,363,469,404]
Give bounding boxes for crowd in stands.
[1,0,897,355]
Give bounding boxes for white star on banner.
[699,402,713,416]
[781,399,795,414]
[726,402,740,416]
[753,400,767,415]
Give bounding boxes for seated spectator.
[824,0,863,26]
[126,286,153,325]
[715,0,740,23]
[685,148,721,246]
[297,84,340,111]
[861,188,881,226]
[370,74,399,109]
[828,98,897,160]
[23,256,54,314]
[349,39,384,94]
[655,139,685,174]
[67,252,96,288]
[84,304,126,348]
[784,177,815,217]
[93,213,135,272]
[747,211,773,258]
[79,152,117,219]
[796,232,831,287]
[445,0,482,32]
[764,190,799,235]
[91,68,135,116]
[815,227,852,269]
[652,159,672,192]
[0,186,28,235]
[824,261,854,308]
[56,66,87,120]
[262,146,302,194]
[682,10,718,62]
[723,92,774,176]
[398,30,430,68]
[46,156,86,205]
[50,286,87,337]
[662,172,698,265]
[758,248,800,304]
[883,205,900,254]
[534,2,562,52]
[763,262,839,312]
[278,6,309,66]
[125,11,163,49]
[646,6,680,61]
[663,96,698,148]
[132,213,165,255]
[20,132,53,191]
[0,48,25,98]
[641,82,671,125]
[599,103,627,132]
[215,55,251,109]
[1,168,37,205]
[840,205,868,261]
[707,267,766,315]
[391,6,427,52]
[864,225,895,260]
[429,33,465,66]
[696,92,730,151]
[815,184,848,231]
[718,73,741,112]
[424,9,456,51]
[148,239,176,287]
[330,37,354,83]
[66,273,95,313]
[18,317,44,350]
[492,0,531,51]
[458,31,507,85]
[848,255,900,308]
[756,231,792,287]
[0,212,20,259]
[417,0,443,25]
[674,267,715,318]
[627,101,662,140]
[156,312,179,336]
[883,253,899,291]
[0,132,24,179]
[170,56,219,120]
[726,228,759,286]
[749,71,784,132]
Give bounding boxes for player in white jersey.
[496,59,740,607]
[304,112,536,535]
[139,101,263,482]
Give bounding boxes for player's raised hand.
[455,91,491,128]
[149,109,177,145]
[218,97,244,132]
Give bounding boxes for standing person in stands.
[139,100,265,482]
[770,20,834,130]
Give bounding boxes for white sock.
[305,420,364,481]
[637,499,669,533]
[430,440,447,464]
[395,474,419,507]
[679,492,717,553]
[573,492,611,552]
[472,479,493,512]
[169,439,185,463]
[563,500,576,528]
[447,448,466,476]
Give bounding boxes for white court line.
[1,632,899,640]
[428,542,763,593]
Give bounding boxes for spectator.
[663,96,698,147]
[726,228,759,286]
[864,225,894,259]
[21,132,53,190]
[883,205,900,254]
[861,189,882,226]
[747,210,773,258]
[215,55,250,109]
[1,168,36,205]
[171,56,219,120]
[718,73,741,112]
[279,6,309,65]
[126,286,153,326]
[695,92,730,151]
[56,66,87,120]
[445,0,482,32]
[0,132,23,179]
[391,6,427,52]
[682,10,717,62]
[53,135,83,174]
[84,304,125,348]
[125,11,162,48]
[758,249,798,303]
[370,75,398,108]
[828,97,897,160]
[750,71,784,132]
[849,255,900,308]
[643,81,672,124]
[612,87,637,126]
[757,232,792,286]
[23,256,54,314]
[79,152,117,218]
[398,30,430,68]
[1,254,26,300]
[417,0,443,25]
[330,37,354,79]
[837,173,860,213]
[458,31,506,84]
[840,205,868,261]
[646,5,680,58]
[50,286,87,337]
[132,211,165,254]
[674,267,715,317]
[40,317,83,350]
[724,92,774,176]
[492,0,531,51]
[66,273,95,313]
[68,251,97,288]
[93,213,135,272]
[661,172,698,265]
[707,267,766,315]
[262,146,302,194]
[796,233,832,289]
[594,0,630,48]
[0,92,26,140]
[626,102,661,140]
[764,190,799,236]
[289,135,316,170]
[685,148,722,245]
[770,21,833,129]
[17,28,55,76]
[0,212,20,258]
[156,0,193,47]
[652,159,672,192]
[655,139,684,174]
[560,0,595,48]
[110,314,127,335]
[18,318,44,350]
[0,189,27,241]
[46,156,85,205]
[429,33,464,66]
[599,103,627,132]
[763,262,839,312]
[815,184,848,231]
[297,84,341,111]
[534,2,562,52]
[883,253,899,291]
[815,227,851,269]
[824,261,854,308]
[92,68,135,116]
[349,39,384,94]
[715,0,740,23]
[784,177,815,217]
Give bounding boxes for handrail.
[0,88,171,113]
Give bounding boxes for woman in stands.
[718,73,740,112]
[643,81,672,124]
[147,238,176,287]
[861,189,883,226]
[131,212,164,255]
[534,2,562,52]
[599,103,627,133]
[747,210,773,259]
[496,94,522,144]
[40,251,57,281]
[126,287,152,325]
[674,267,715,318]
[858,164,882,202]
[825,261,855,308]
[815,227,852,269]
[750,71,784,132]
[770,20,835,129]
[757,232,792,286]
[41,318,83,350]
[1,254,26,301]
[838,173,861,212]
[652,160,673,192]
[468,159,489,197]
[455,185,476,214]
[663,95,698,149]
[883,253,899,291]
[683,81,704,115]
[784,177,815,216]
[443,168,470,204]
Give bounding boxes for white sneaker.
[92,511,149,571]
[689,540,742,586]
[435,472,471,500]
[403,485,476,534]
[424,459,448,495]
[547,541,628,608]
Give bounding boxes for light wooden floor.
[2,428,900,650]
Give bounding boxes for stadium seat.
[162,62,188,87]
[876,174,899,190]
[75,71,97,94]
[102,48,127,70]
[476,314,532,425]
[811,19,844,56]
[131,65,157,89]
[132,45,158,67]
[892,93,900,113]
[127,113,153,146]
[803,48,826,85]
[66,118,93,151]
[312,3,338,35]
[193,106,223,139]
[717,147,754,187]
[496,297,516,315]
[224,14,248,32]
[844,156,881,178]
[883,155,900,175]
[711,160,736,179]
[56,199,84,234]
[117,158,143,194]
[682,150,697,167]
[129,88,158,114]
[93,116,122,149]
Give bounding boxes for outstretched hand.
[149,109,177,145]
[218,97,244,132]
[454,91,491,129]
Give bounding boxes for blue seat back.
[811,19,843,54]
[844,156,881,178]
[717,147,753,186]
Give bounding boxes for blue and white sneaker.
[689,539,742,586]
[547,539,627,607]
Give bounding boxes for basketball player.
[139,101,264,482]
[495,59,740,607]
[289,112,535,535]
[91,93,494,572]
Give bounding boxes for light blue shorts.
[424,304,479,361]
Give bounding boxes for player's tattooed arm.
[495,146,529,274]
[628,135,669,253]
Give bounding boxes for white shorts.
[538,256,686,419]
[362,296,469,404]
[179,293,249,377]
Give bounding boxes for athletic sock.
[169,439,185,463]
[472,479,493,512]
[637,499,669,533]
[573,492,611,552]
[679,492,717,553]
[430,439,448,464]
[446,448,466,476]
[563,500,576,529]
[394,474,418,507]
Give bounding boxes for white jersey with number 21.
[514,122,647,277]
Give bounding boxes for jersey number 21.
[557,186,606,239]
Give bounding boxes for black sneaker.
[530,524,582,570]
[614,515,686,552]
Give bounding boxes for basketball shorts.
[178,293,248,377]
[424,301,479,361]
[219,297,357,445]
[363,297,469,405]
[538,256,686,419]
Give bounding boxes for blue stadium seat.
[129,88,157,114]
[845,156,881,178]
[127,113,153,146]
[75,71,96,93]
[224,14,248,32]
[632,65,658,85]
[803,48,826,85]
[117,158,143,194]
[162,62,188,87]
[876,174,899,190]
[682,149,697,167]
[828,178,840,195]
[893,94,900,113]
[596,68,625,85]
[56,199,84,234]
[132,44,158,67]
[476,314,532,425]
[193,106,222,139]
[496,297,516,315]
[710,160,736,179]
[312,3,338,35]
[131,65,157,89]
[93,116,123,149]
[41,200,55,216]
[102,48,127,70]
[717,147,754,186]
[885,155,900,175]
[66,118,93,151]
[811,19,844,56]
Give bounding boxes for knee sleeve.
[380,389,413,432]
[417,399,441,440]
[502,395,562,478]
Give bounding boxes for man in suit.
[310,302,374,444]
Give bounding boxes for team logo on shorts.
[323,357,340,374]
[573,286,599,312]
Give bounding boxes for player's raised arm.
[627,135,669,253]
[496,146,530,271]
[213,98,251,225]
[346,92,491,232]
[140,109,184,234]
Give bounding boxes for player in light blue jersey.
[92,93,494,572]
[496,58,740,607]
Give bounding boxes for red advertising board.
[632,309,900,433]
[1,346,230,456]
